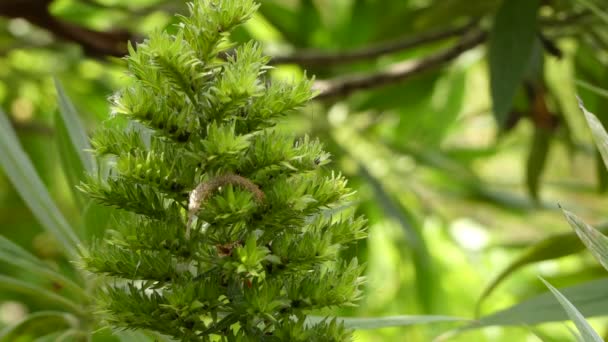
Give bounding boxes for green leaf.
[306,315,467,330]
[574,0,608,25]
[358,163,435,312]
[526,126,552,201]
[579,98,608,171]
[0,311,79,342]
[0,275,83,315]
[0,236,87,300]
[471,278,608,328]
[489,0,540,126]
[540,278,603,342]
[54,79,95,210]
[576,80,608,100]
[475,227,607,316]
[0,108,80,258]
[54,79,94,173]
[562,208,608,272]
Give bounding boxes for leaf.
[54,79,96,210]
[0,236,87,300]
[0,108,80,258]
[540,278,603,342]
[0,275,83,315]
[525,126,552,201]
[579,98,608,171]
[576,80,608,100]
[0,311,78,342]
[574,0,608,25]
[562,208,608,272]
[306,315,467,330]
[475,227,604,316]
[357,163,435,312]
[471,277,608,328]
[489,0,541,126]
[54,79,94,173]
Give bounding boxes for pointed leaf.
[540,278,603,342]
[526,126,552,201]
[489,0,540,125]
[562,208,608,272]
[579,98,608,172]
[0,311,78,342]
[0,109,80,258]
[54,79,94,173]
[306,315,466,330]
[475,227,602,316]
[471,278,608,328]
[54,80,95,209]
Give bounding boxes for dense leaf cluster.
[80,1,367,340]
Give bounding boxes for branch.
[0,0,134,58]
[270,21,477,67]
[313,30,486,100]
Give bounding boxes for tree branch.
[270,21,477,67]
[0,0,133,58]
[313,30,486,100]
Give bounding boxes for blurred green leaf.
[307,315,467,330]
[540,277,603,342]
[475,225,608,316]
[470,277,608,328]
[489,0,540,126]
[577,80,608,99]
[358,163,435,312]
[0,236,86,300]
[526,126,551,201]
[575,0,608,25]
[563,209,608,272]
[54,79,94,174]
[0,311,79,342]
[0,275,82,315]
[0,109,80,258]
[579,99,608,172]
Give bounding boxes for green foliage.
[540,278,603,342]
[80,1,366,340]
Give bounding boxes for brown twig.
[0,0,134,58]
[313,30,486,100]
[270,21,477,67]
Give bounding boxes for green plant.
[78,0,368,340]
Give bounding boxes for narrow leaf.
[475,227,604,316]
[358,163,435,312]
[54,79,94,173]
[472,278,608,328]
[0,236,87,300]
[576,80,608,100]
[540,278,603,342]
[0,109,80,258]
[306,315,467,330]
[0,275,83,315]
[579,98,608,172]
[526,126,551,201]
[562,208,608,272]
[574,0,608,25]
[0,311,78,342]
[489,0,540,125]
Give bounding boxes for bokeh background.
[1,0,607,341]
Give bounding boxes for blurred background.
[0,0,607,341]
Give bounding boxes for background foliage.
[1,0,608,341]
